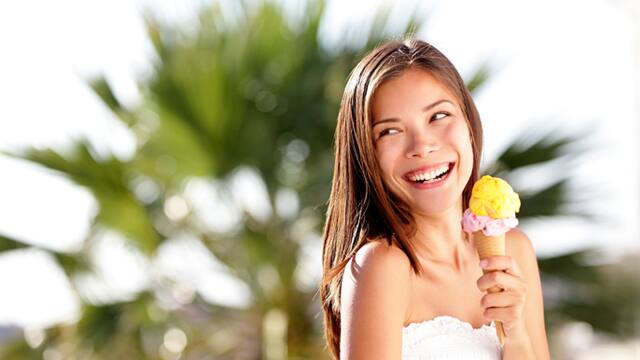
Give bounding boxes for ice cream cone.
[471,231,506,346]
[463,175,521,347]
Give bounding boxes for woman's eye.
[378,128,399,138]
[432,111,450,121]
[376,112,449,139]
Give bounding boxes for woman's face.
[370,68,474,216]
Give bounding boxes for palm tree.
[0,1,636,359]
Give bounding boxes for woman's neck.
[409,201,474,270]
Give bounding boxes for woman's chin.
[408,193,463,216]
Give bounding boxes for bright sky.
[0,0,638,329]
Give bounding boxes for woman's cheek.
[376,147,401,191]
[457,135,475,184]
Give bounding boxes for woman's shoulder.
[341,237,412,302]
[340,240,411,340]
[505,228,536,258]
[505,228,540,281]
[354,238,412,272]
[340,238,412,356]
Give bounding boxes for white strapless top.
[402,315,503,359]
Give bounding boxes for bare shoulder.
[340,239,412,359]
[505,228,543,281]
[505,228,538,296]
[506,227,536,260]
[342,239,413,305]
[506,228,552,359]
[353,239,412,279]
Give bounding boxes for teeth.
[409,164,450,182]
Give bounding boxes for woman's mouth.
[404,162,454,189]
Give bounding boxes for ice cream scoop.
[469,175,521,219]
[461,209,518,236]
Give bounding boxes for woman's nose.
[405,131,440,158]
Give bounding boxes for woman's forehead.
[371,70,459,117]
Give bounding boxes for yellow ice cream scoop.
[469,175,521,219]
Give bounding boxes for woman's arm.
[340,240,412,359]
[504,228,551,360]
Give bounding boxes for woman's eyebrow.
[372,99,454,127]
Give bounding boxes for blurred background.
[0,0,638,359]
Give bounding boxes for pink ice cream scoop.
[461,209,518,236]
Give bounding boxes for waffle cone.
[472,231,506,259]
[471,230,506,346]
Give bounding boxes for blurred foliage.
[0,234,29,252]
[0,0,637,359]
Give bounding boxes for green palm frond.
[4,1,634,359]
[0,338,42,360]
[541,251,640,338]
[466,62,492,94]
[538,249,603,283]
[53,251,92,276]
[517,178,571,218]
[88,77,123,114]
[77,303,123,350]
[487,126,592,175]
[483,127,597,221]
[1,142,161,254]
[0,232,90,282]
[0,233,30,252]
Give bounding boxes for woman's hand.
[477,255,529,341]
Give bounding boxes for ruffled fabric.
[402,315,502,360]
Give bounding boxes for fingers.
[480,290,525,309]
[482,305,522,331]
[477,255,528,337]
[479,255,522,277]
[476,270,526,293]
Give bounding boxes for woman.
[319,38,550,359]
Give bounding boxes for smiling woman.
[371,68,474,210]
[319,37,550,360]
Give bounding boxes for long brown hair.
[319,37,484,359]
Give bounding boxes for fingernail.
[480,259,489,268]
